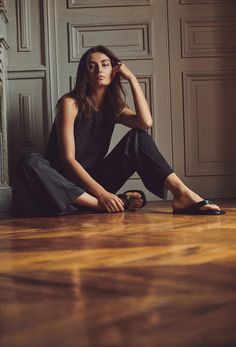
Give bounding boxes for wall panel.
[8,73,46,157]
[181,17,236,57]
[183,71,236,176]
[7,0,45,68]
[16,0,31,52]
[68,21,152,61]
[180,0,235,4]
[67,0,151,8]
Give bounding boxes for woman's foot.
[172,188,221,213]
[121,191,144,211]
[165,173,222,213]
[73,191,146,213]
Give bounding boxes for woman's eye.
[88,65,95,70]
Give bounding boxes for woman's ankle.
[73,192,102,211]
[165,173,188,198]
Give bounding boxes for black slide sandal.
[173,199,225,215]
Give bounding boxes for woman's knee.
[128,128,146,136]
[116,128,154,157]
[126,128,162,157]
[127,128,152,145]
[126,128,149,141]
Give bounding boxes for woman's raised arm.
[114,63,153,129]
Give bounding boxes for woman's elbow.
[146,118,153,129]
[140,118,153,130]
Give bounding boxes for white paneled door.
[168,0,236,198]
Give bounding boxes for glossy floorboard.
[0,200,236,347]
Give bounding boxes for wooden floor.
[0,200,236,347]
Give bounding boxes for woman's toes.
[128,199,143,210]
[126,192,141,200]
[201,203,220,211]
[124,192,143,210]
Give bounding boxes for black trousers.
[17,129,173,216]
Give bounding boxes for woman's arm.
[56,97,124,212]
[114,64,153,129]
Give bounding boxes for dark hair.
[57,45,126,119]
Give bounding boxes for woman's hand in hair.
[112,62,136,82]
[97,190,125,213]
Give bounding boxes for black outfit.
[17,109,173,216]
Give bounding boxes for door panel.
[168,0,236,197]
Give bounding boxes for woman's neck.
[90,87,108,111]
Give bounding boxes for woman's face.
[87,52,113,89]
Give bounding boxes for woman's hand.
[112,62,136,82]
[97,191,125,213]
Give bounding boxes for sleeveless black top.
[45,110,115,175]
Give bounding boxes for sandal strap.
[189,199,212,211]
[117,194,132,210]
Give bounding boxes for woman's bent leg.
[94,129,222,213]
[94,128,173,198]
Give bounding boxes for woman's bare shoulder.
[60,96,78,109]
[56,96,79,122]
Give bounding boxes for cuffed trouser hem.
[17,153,84,216]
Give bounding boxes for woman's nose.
[97,65,103,73]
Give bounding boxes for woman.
[18,45,224,216]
